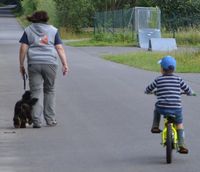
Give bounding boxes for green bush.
[93,32,135,43]
[36,0,58,26]
[20,0,58,26]
[21,0,37,16]
[54,0,94,32]
[162,28,200,46]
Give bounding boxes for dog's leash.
[23,73,28,90]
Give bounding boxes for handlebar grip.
[191,93,197,96]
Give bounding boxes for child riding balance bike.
[145,55,196,154]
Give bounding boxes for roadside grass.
[66,39,136,47]
[65,32,137,47]
[16,15,29,28]
[103,50,200,73]
[162,29,200,46]
[59,27,93,40]
[65,29,200,47]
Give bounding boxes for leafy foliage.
[93,0,137,11]
[18,0,200,32]
[54,0,94,32]
[20,0,57,26]
[36,0,58,26]
[54,0,144,32]
[21,0,37,15]
[152,0,200,30]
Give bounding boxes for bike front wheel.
[166,123,173,164]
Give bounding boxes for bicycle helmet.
[158,55,176,70]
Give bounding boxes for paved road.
[0,7,200,172]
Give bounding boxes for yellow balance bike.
[148,91,196,164]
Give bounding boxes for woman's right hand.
[20,66,26,76]
[62,64,69,76]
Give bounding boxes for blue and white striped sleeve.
[145,79,157,93]
[180,78,193,95]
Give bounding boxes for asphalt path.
[0,6,200,172]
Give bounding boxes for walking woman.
[19,11,69,128]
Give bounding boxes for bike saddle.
[165,115,176,123]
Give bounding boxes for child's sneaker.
[178,146,189,154]
[151,127,162,133]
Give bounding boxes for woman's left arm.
[19,43,29,76]
[55,44,69,76]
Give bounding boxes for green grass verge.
[163,29,200,46]
[59,27,93,40]
[16,16,30,28]
[66,39,136,47]
[66,29,200,47]
[103,50,200,73]
[65,32,137,47]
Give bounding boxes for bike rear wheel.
[166,123,173,164]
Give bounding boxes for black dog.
[13,91,38,128]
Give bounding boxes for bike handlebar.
[145,91,197,96]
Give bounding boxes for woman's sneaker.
[33,124,41,128]
[47,121,57,127]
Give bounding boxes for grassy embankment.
[104,50,200,73]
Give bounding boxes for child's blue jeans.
[152,106,183,128]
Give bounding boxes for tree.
[53,0,200,32]
[54,0,94,32]
[21,0,37,15]
[152,0,200,30]
[93,0,137,11]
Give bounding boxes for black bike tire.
[166,123,173,164]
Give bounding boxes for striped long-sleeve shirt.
[145,74,193,109]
